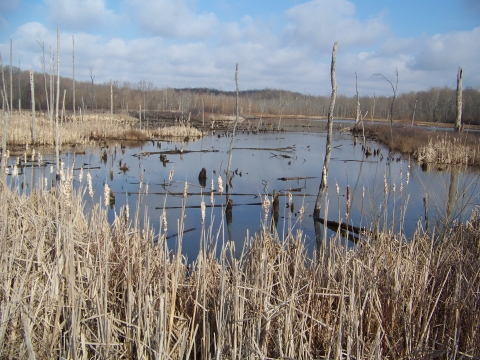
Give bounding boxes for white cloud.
[283,0,390,53]
[0,0,19,10]
[45,0,121,31]
[407,28,480,71]
[127,0,219,39]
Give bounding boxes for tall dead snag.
[314,42,337,217]
[355,71,360,128]
[226,63,239,195]
[110,79,113,125]
[455,66,463,132]
[72,35,75,117]
[9,39,12,115]
[30,69,35,142]
[1,53,9,172]
[373,69,398,141]
[55,28,60,180]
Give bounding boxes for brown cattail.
[383,171,388,197]
[346,185,351,218]
[262,194,270,223]
[169,169,174,183]
[210,178,214,205]
[335,181,340,195]
[299,205,305,222]
[201,198,206,224]
[218,175,224,195]
[104,182,110,207]
[87,172,93,199]
[183,181,188,198]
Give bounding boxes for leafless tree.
[455,66,463,131]
[314,42,338,218]
[373,69,398,140]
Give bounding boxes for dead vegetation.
[0,111,203,149]
[357,124,480,166]
[0,167,479,359]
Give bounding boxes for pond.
[7,126,480,261]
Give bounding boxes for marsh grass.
[0,112,203,150]
[0,162,479,359]
[359,124,480,166]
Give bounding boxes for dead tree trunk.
[110,79,113,125]
[9,39,12,115]
[55,28,60,181]
[1,53,9,172]
[30,69,35,142]
[411,98,417,127]
[314,42,337,217]
[455,66,463,132]
[72,35,75,118]
[226,63,239,197]
[355,71,360,127]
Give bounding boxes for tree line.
[2,65,479,125]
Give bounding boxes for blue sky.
[0,0,479,96]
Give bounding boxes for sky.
[0,0,479,96]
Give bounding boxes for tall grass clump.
[0,112,204,149]
[416,134,480,165]
[0,167,479,358]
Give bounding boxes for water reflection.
[5,129,480,260]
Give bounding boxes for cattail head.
[50,165,54,174]
[335,181,340,195]
[262,194,270,223]
[87,172,93,199]
[31,148,35,162]
[362,185,365,198]
[169,169,174,183]
[183,181,188,198]
[346,185,351,218]
[162,210,167,233]
[12,165,18,177]
[104,182,110,207]
[288,191,292,206]
[210,178,214,205]
[145,183,149,195]
[299,205,305,222]
[201,198,206,224]
[218,175,224,195]
[125,204,130,223]
[383,171,388,197]
[392,183,396,194]
[79,167,83,183]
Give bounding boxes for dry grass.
[0,112,204,150]
[358,124,480,166]
[0,167,479,359]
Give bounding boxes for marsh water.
[8,123,480,260]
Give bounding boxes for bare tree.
[455,66,463,131]
[72,35,75,117]
[314,42,338,218]
[1,53,10,172]
[55,29,60,180]
[9,39,12,115]
[373,69,398,140]
[226,63,240,196]
[89,66,95,110]
[110,79,113,125]
[355,71,360,127]
[30,69,35,141]
[411,98,417,127]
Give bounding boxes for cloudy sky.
[0,0,479,96]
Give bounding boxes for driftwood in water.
[166,227,196,239]
[233,146,296,152]
[315,216,371,237]
[278,176,317,181]
[135,149,219,157]
[157,202,262,210]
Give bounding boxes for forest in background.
[2,65,480,125]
